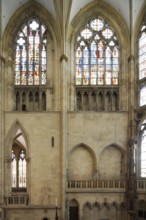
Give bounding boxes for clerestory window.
[14,18,47,111]
[75,16,120,111]
[138,24,146,107]
[15,18,47,86]
[75,16,119,86]
[140,120,146,178]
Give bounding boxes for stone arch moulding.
[42,218,50,220]
[134,0,146,50]
[68,0,130,112]
[99,143,125,178]
[102,143,125,155]
[69,199,79,207]
[2,0,60,55]
[5,119,30,157]
[69,143,97,171]
[68,0,129,47]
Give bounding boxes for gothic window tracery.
[14,17,47,111]
[139,24,146,107]
[11,130,27,192]
[75,17,119,86]
[15,18,47,86]
[75,16,119,111]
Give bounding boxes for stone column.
[60,54,68,220]
[0,0,5,204]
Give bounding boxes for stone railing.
[4,195,29,206]
[67,179,146,192]
[137,179,146,191]
[67,180,125,190]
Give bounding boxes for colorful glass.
[140,87,146,106]
[139,31,146,80]
[15,18,47,85]
[141,120,146,177]
[76,16,119,86]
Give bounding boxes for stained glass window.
[15,18,47,85]
[139,25,146,80]
[140,86,146,106]
[75,16,119,86]
[141,120,146,177]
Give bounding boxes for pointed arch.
[68,0,129,112]
[68,143,97,180]
[5,119,30,157]
[99,143,125,178]
[69,199,79,207]
[5,120,30,193]
[69,199,79,220]
[2,0,61,112]
[69,143,97,170]
[5,119,30,164]
[69,1,129,45]
[2,0,60,52]
[134,1,146,110]
[134,0,146,43]
[102,143,125,156]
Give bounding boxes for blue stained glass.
[91,57,96,64]
[83,57,89,64]
[83,48,89,56]
[91,43,96,58]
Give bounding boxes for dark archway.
[69,200,79,220]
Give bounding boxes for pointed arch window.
[138,25,146,81]
[15,18,47,86]
[75,16,120,86]
[140,120,146,177]
[138,24,146,108]
[11,130,27,192]
[75,16,120,111]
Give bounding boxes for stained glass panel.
[90,18,104,31]
[75,16,119,86]
[140,87,146,106]
[141,121,146,177]
[15,18,47,86]
[102,28,113,39]
[81,28,92,39]
[12,151,16,188]
[139,32,146,79]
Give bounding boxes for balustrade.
[67,179,146,191]
[4,195,29,206]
